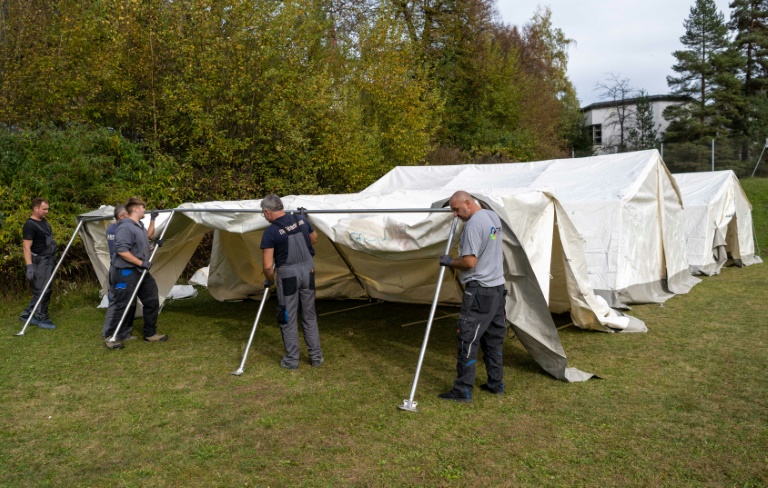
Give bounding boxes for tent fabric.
[363,149,700,308]
[79,189,642,383]
[673,170,762,275]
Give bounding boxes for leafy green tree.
[511,6,580,159]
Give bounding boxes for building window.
[591,124,602,145]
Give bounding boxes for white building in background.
[581,95,689,154]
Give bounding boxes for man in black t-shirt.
[20,197,57,330]
[260,194,323,369]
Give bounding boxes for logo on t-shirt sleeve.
[490,226,500,240]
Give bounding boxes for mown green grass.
[1,180,767,487]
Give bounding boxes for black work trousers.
[22,253,55,321]
[105,267,160,339]
[452,283,507,397]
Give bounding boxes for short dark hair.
[113,204,127,220]
[260,194,284,211]
[31,197,48,210]
[125,197,147,215]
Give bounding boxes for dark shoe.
[479,383,504,395]
[20,316,40,326]
[438,390,472,403]
[37,320,57,330]
[144,334,168,342]
[104,339,124,350]
[311,357,324,368]
[280,359,298,370]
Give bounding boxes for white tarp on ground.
[78,189,650,383]
[673,170,762,275]
[363,149,700,308]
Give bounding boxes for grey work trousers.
[276,262,323,367]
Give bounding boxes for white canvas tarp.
[363,149,700,308]
[673,170,762,275]
[78,189,649,383]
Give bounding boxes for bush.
[0,125,188,293]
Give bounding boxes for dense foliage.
[0,0,583,287]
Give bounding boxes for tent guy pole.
[15,220,85,336]
[230,286,270,376]
[398,216,459,413]
[107,211,176,343]
[750,138,768,177]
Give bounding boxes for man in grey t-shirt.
[104,197,167,349]
[438,191,507,402]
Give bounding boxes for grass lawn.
[1,181,767,487]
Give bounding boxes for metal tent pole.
[107,211,176,342]
[15,220,85,336]
[398,216,459,413]
[751,139,768,177]
[230,287,271,376]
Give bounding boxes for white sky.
[496,0,733,106]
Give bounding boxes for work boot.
[104,339,124,350]
[479,383,504,395]
[280,359,298,370]
[144,334,168,342]
[438,389,472,403]
[311,357,324,368]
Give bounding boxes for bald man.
[438,191,507,402]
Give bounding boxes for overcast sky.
[496,0,734,106]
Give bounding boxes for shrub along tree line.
[0,1,583,289]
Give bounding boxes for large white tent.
[363,150,700,308]
[78,188,651,384]
[673,170,762,275]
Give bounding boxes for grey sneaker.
[37,321,57,330]
[144,334,168,342]
[311,357,324,368]
[104,339,124,350]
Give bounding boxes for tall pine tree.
[627,90,659,151]
[729,0,768,157]
[664,0,743,142]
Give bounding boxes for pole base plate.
[397,400,418,412]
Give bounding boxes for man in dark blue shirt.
[260,194,323,369]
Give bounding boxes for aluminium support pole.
[398,216,459,413]
[15,220,85,336]
[108,211,176,343]
[230,286,271,376]
[751,143,767,177]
